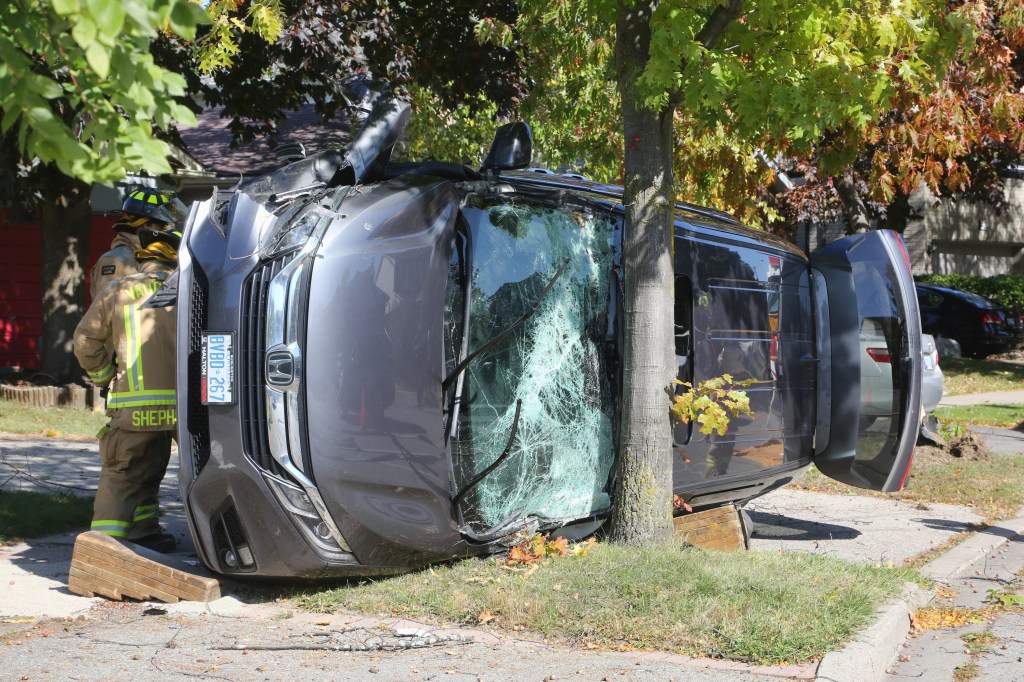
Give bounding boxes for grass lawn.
[941,357,1024,395]
[296,543,919,664]
[934,404,1024,430]
[0,400,106,440]
[0,490,93,544]
[791,444,1024,520]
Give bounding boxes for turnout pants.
[91,427,173,540]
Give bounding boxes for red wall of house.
[0,210,118,369]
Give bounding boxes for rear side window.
[917,289,943,308]
[948,289,998,308]
[850,240,912,475]
[673,275,693,445]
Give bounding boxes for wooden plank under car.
[68,531,222,603]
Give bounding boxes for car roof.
[916,283,999,308]
[375,161,806,260]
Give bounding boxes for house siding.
[905,178,1024,276]
[796,179,1024,276]
[0,210,117,369]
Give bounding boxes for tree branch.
[695,0,744,50]
[668,0,744,107]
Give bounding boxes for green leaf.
[119,0,153,30]
[1,107,21,134]
[85,41,110,79]
[86,0,126,38]
[52,0,80,16]
[166,0,210,40]
[26,73,64,99]
[71,16,97,49]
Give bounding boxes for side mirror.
[481,122,532,173]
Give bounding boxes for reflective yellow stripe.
[106,390,176,408]
[88,362,115,384]
[122,302,140,392]
[91,520,129,537]
[133,504,159,522]
[122,301,145,391]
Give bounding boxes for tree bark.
[608,0,677,545]
[835,169,872,233]
[38,174,91,384]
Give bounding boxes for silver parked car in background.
[861,327,943,436]
[920,333,945,441]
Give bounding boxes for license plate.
[923,355,935,370]
[202,332,234,405]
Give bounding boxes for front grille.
[187,265,211,477]
[240,254,294,477]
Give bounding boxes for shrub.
[916,274,1024,313]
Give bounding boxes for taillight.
[980,312,999,325]
[897,445,916,490]
[866,348,891,363]
[932,350,940,368]
[892,232,912,270]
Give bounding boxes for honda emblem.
[266,350,294,386]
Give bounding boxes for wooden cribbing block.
[69,531,222,603]
[673,503,747,551]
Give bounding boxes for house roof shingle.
[178,105,352,178]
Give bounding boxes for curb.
[815,582,932,682]
[920,513,1024,582]
[816,510,1024,682]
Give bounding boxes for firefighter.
[89,187,186,299]
[74,227,182,553]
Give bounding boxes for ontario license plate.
[202,332,234,405]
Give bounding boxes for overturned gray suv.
[176,87,922,577]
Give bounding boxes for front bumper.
[176,194,346,577]
[176,184,471,578]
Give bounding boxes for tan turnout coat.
[89,231,143,299]
[74,259,177,431]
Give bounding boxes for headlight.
[264,473,358,563]
[261,208,329,258]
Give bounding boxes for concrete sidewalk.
[939,389,1024,407]
[936,389,1024,455]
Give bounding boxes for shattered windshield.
[445,196,617,532]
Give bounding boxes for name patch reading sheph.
[101,265,116,275]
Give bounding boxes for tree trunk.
[835,169,872,233]
[38,175,91,384]
[607,0,677,545]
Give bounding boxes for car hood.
[300,176,465,564]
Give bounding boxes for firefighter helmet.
[139,226,182,252]
[120,188,187,226]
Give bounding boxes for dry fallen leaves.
[504,532,597,566]
[911,606,989,630]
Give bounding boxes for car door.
[810,230,922,492]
